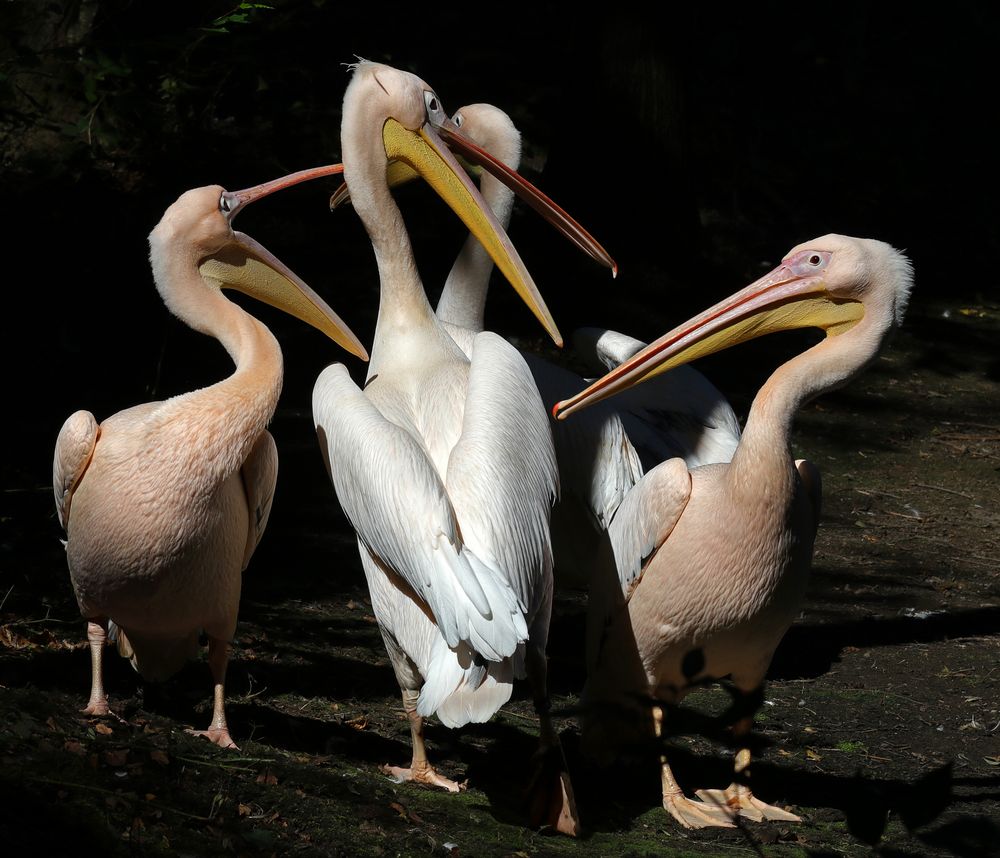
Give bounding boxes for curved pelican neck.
[437,171,515,333]
[341,128,447,373]
[148,228,282,468]
[732,321,882,485]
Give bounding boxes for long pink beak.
[436,120,617,276]
[553,261,864,420]
[223,164,346,221]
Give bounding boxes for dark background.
[2,0,997,532]
[2,6,999,854]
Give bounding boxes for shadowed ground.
[2,298,998,857]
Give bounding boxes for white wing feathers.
[312,363,527,662]
[574,326,741,470]
[419,635,515,726]
[523,352,643,531]
[446,332,559,613]
[574,327,648,374]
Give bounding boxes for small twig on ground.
[0,586,13,613]
[856,488,907,501]
[950,422,999,431]
[24,776,215,821]
[174,752,273,771]
[914,482,975,499]
[497,708,539,724]
[885,510,926,521]
[886,510,924,521]
[230,686,268,704]
[14,615,80,627]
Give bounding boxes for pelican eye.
[452,111,464,127]
[789,249,830,276]
[424,90,445,120]
[219,193,233,214]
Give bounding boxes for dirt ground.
[1,289,998,858]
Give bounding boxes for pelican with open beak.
[552,234,912,828]
[54,168,367,750]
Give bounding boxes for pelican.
[553,234,913,827]
[311,62,579,834]
[363,101,740,591]
[53,171,367,749]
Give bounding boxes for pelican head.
[331,96,617,278]
[338,60,563,345]
[554,234,913,419]
[151,168,368,361]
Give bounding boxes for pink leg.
[654,703,736,829]
[81,618,110,716]
[381,689,463,792]
[186,637,238,750]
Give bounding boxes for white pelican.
[53,171,367,749]
[553,234,913,827]
[311,62,579,834]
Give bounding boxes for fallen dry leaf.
[806,749,823,762]
[256,770,278,785]
[94,722,113,736]
[0,626,34,650]
[149,750,169,766]
[103,749,129,767]
[63,739,85,756]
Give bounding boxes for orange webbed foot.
[695,783,801,823]
[81,693,110,717]
[380,761,464,793]
[187,726,239,751]
[663,788,738,829]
